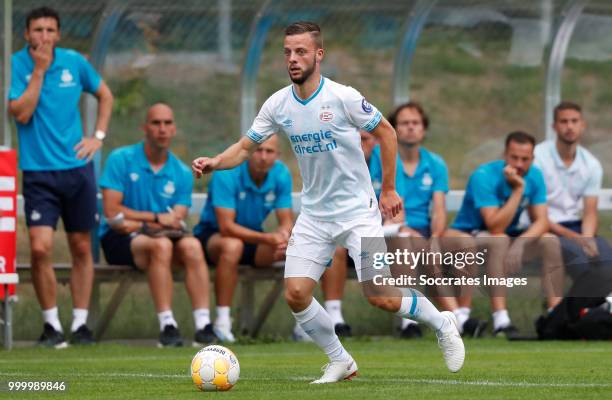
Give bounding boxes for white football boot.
[310,357,358,384]
[436,311,466,373]
[213,321,236,343]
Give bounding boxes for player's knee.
[220,238,244,262]
[150,237,173,259]
[70,239,92,260]
[30,240,52,262]
[176,237,204,261]
[284,285,309,308]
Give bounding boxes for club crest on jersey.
[319,111,334,122]
[361,98,373,114]
[59,69,76,87]
[421,173,433,187]
[163,181,175,196]
[265,191,276,203]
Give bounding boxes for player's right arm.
[480,166,524,234]
[193,136,263,179]
[8,43,52,124]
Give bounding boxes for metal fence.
[1,0,611,189]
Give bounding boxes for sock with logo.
[293,299,351,363]
[396,290,449,333]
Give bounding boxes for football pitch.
[0,338,610,399]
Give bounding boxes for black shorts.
[100,230,137,267]
[23,163,97,232]
[195,227,258,266]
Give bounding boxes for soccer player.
[100,103,215,347]
[8,7,113,347]
[534,101,612,278]
[293,130,377,341]
[449,131,564,337]
[194,135,294,342]
[193,22,464,383]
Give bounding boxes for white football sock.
[42,307,63,333]
[158,310,178,331]
[71,308,88,332]
[292,298,351,363]
[492,309,511,330]
[401,318,418,329]
[193,308,211,330]
[396,289,449,333]
[324,300,345,325]
[215,306,231,326]
[454,307,470,333]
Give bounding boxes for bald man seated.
[99,103,215,347]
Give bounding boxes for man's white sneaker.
[310,358,358,384]
[292,323,313,342]
[436,311,465,373]
[213,322,236,343]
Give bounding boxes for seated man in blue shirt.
[448,131,564,337]
[99,103,214,347]
[372,102,487,338]
[8,7,113,347]
[194,135,294,342]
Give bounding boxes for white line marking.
[0,371,609,388]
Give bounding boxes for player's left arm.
[75,80,114,161]
[370,118,402,219]
[581,196,598,237]
[430,192,447,238]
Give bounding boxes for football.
[190,345,240,392]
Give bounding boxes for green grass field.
[1,339,610,399]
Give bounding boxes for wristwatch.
[94,130,106,141]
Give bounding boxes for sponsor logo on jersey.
[361,98,373,114]
[282,119,293,128]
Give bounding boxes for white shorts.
[285,211,387,282]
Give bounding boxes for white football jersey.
[247,77,382,221]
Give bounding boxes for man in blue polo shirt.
[8,7,113,347]
[371,102,487,338]
[99,103,214,347]
[449,131,564,337]
[194,135,294,342]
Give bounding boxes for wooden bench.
[14,261,285,342]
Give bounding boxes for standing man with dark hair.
[449,131,564,337]
[8,6,113,347]
[193,21,464,383]
[535,101,611,277]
